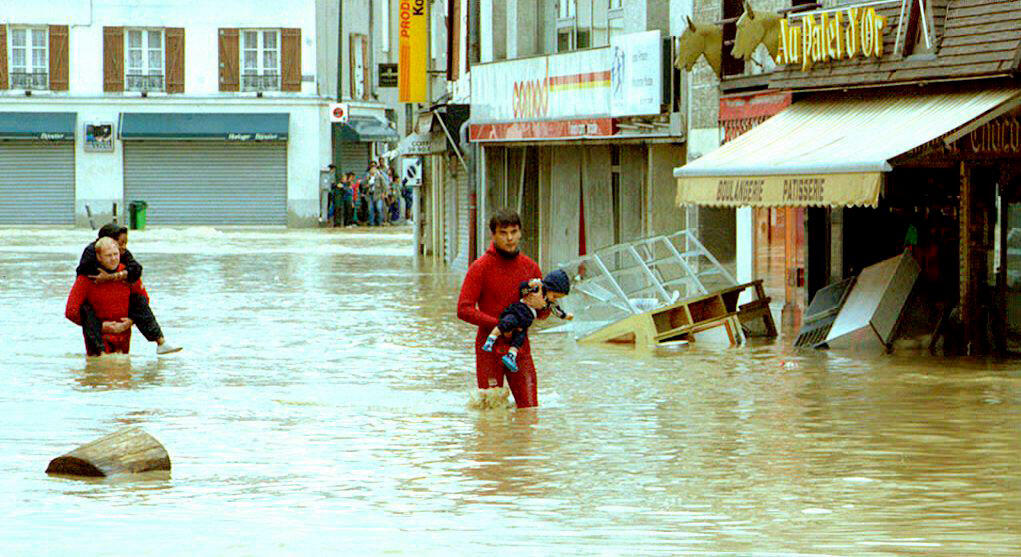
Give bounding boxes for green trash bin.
[129,200,148,230]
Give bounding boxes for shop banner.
[470,32,666,140]
[676,172,882,208]
[610,31,663,117]
[398,0,428,103]
[471,48,611,123]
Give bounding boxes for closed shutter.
[103,27,124,92]
[165,28,185,93]
[0,141,75,225]
[218,28,239,92]
[447,0,460,81]
[453,170,470,270]
[361,35,370,100]
[124,141,286,225]
[444,162,456,264]
[48,25,69,91]
[280,28,301,92]
[0,26,8,90]
[339,141,370,176]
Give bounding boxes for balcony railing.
[10,72,48,90]
[126,73,165,92]
[242,73,280,92]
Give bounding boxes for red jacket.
[65,264,149,354]
[457,244,545,353]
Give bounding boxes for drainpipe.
[336,1,344,103]
[459,119,477,263]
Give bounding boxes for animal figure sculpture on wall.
[676,16,723,78]
[733,0,783,61]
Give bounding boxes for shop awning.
[674,87,1021,208]
[338,116,399,142]
[119,113,289,141]
[0,112,76,140]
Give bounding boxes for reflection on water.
[0,227,1019,554]
[73,355,167,391]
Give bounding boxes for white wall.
[0,0,328,227]
[0,98,325,227]
[1,0,320,97]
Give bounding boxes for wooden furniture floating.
[579,279,776,346]
[46,427,171,477]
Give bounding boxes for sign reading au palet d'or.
[777,7,886,70]
[398,0,428,103]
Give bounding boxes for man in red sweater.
[65,237,150,356]
[457,209,546,408]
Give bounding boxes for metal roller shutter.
[124,141,286,225]
[0,141,75,225]
[339,141,370,176]
[454,171,470,269]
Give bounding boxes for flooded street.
[1,227,1019,555]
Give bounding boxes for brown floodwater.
[1,226,1018,555]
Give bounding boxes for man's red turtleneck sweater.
[457,243,545,351]
[65,262,149,354]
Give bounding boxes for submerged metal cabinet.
[825,252,920,351]
[0,141,75,225]
[123,141,287,225]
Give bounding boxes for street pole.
[413,183,421,258]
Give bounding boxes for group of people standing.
[327,160,412,228]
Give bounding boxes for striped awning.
[674,86,1021,208]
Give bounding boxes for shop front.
[333,114,399,177]
[718,90,797,329]
[119,112,290,225]
[0,112,76,225]
[675,85,1021,349]
[470,31,685,271]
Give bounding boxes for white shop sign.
[470,32,664,124]
[470,47,611,123]
[610,31,663,117]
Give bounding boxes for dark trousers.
[333,198,348,226]
[358,197,369,224]
[80,293,163,356]
[498,302,535,349]
[340,198,354,226]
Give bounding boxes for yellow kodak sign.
[399,0,428,103]
[777,7,886,71]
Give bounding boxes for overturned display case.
[553,231,777,346]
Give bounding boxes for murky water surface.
[1,227,1019,555]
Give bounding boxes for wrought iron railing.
[241,73,280,92]
[10,72,48,90]
[126,73,165,92]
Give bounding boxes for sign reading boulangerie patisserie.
[677,172,882,208]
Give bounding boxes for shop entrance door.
[754,207,806,334]
[1002,197,1021,352]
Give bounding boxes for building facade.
[0,0,352,228]
[413,0,699,273]
[675,0,1021,352]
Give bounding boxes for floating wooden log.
[46,427,171,477]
